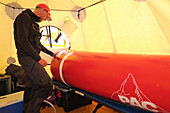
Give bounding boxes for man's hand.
[53,48,69,58]
[53,53,57,58]
[39,58,47,67]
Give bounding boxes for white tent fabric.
[0,0,170,74]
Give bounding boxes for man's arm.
[40,44,54,57]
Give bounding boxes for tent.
[0,0,170,77]
[0,0,170,112]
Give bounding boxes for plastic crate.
[55,86,92,112]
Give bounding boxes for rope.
[43,100,56,113]
[0,0,106,12]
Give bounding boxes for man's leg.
[23,87,32,113]
[25,84,53,113]
[18,56,53,113]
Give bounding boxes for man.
[14,4,54,113]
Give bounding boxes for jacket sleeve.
[15,13,41,61]
[40,44,54,57]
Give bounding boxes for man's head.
[34,3,52,21]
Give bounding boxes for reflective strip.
[57,50,67,56]
[59,52,73,86]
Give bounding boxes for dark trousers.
[18,56,53,113]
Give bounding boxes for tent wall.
[0,0,170,74]
[0,1,16,74]
[104,0,170,54]
[147,0,170,43]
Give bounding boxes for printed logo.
[111,73,166,112]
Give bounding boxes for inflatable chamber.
[51,50,170,113]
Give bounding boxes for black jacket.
[14,9,53,61]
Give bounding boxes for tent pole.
[102,3,117,53]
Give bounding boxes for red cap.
[36,3,52,21]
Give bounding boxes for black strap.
[93,103,103,113]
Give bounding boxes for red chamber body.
[51,50,170,113]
